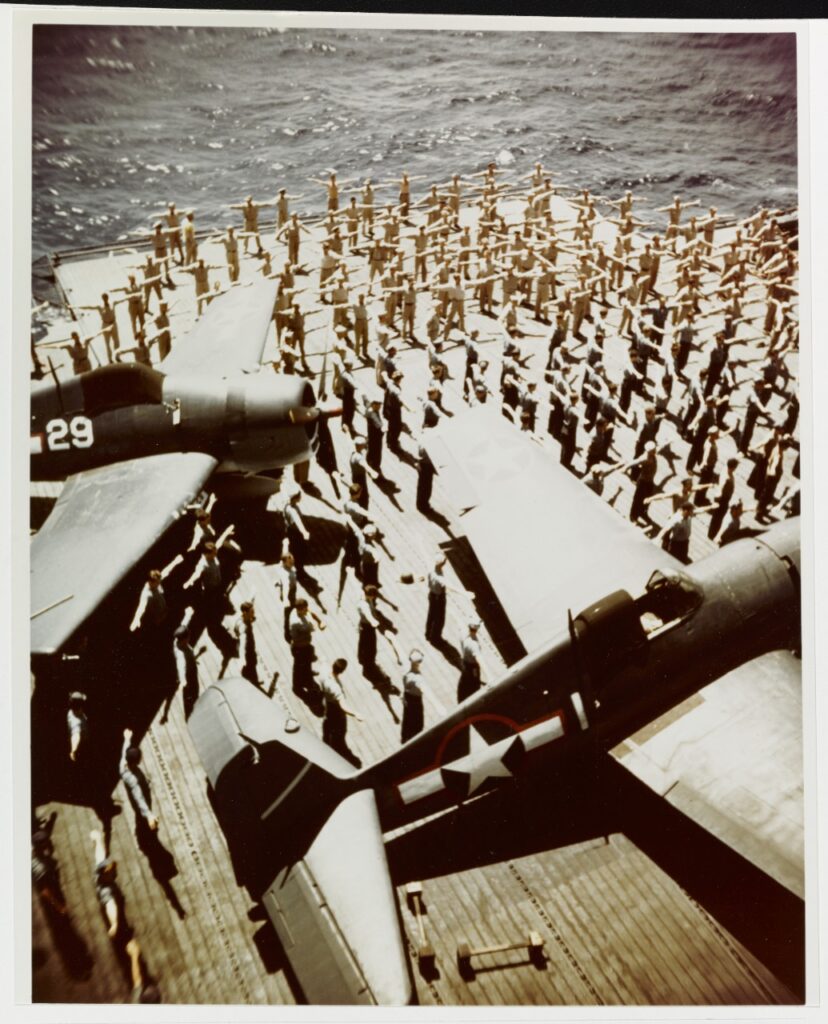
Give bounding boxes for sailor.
[119,728,158,832]
[154,301,172,361]
[277,213,311,265]
[31,827,66,917]
[276,187,304,230]
[288,597,325,700]
[229,195,267,255]
[89,829,121,939]
[351,292,370,359]
[116,328,153,368]
[62,331,94,375]
[383,370,408,455]
[462,329,481,397]
[340,484,371,580]
[76,293,120,361]
[125,938,161,1004]
[364,397,386,476]
[283,491,311,572]
[657,502,701,563]
[416,442,436,514]
[114,274,145,338]
[151,222,174,286]
[318,242,337,300]
[708,457,739,540]
[129,562,178,639]
[338,355,358,435]
[182,541,236,670]
[183,257,220,317]
[222,226,240,283]
[422,385,443,430]
[318,658,362,766]
[349,437,378,508]
[401,649,426,743]
[357,584,387,674]
[231,601,261,689]
[628,442,658,524]
[458,619,484,703]
[67,691,88,764]
[423,557,451,645]
[163,201,184,264]
[274,550,299,643]
[167,622,202,723]
[558,392,580,472]
[141,254,164,312]
[361,178,375,235]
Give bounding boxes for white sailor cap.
[468,618,481,631]
[409,648,424,665]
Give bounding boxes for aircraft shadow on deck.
[215,505,346,568]
[439,535,526,667]
[386,754,804,1002]
[31,496,58,532]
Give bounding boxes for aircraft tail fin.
[188,679,412,1005]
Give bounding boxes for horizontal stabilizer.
[263,789,412,1006]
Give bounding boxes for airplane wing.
[263,789,412,1006]
[31,451,217,656]
[157,277,278,379]
[425,409,803,896]
[612,649,803,897]
[424,407,681,655]
[188,679,412,1005]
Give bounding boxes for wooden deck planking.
[31,183,800,1006]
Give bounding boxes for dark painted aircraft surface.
[188,409,802,1006]
[30,279,323,657]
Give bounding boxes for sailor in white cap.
[401,649,426,742]
[458,619,484,703]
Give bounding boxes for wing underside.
[157,277,278,379]
[31,451,217,656]
[424,408,681,654]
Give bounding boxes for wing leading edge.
[31,451,217,656]
[424,408,681,654]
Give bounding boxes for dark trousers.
[416,465,434,511]
[292,644,315,695]
[425,590,446,643]
[457,661,481,703]
[358,622,377,669]
[401,692,424,743]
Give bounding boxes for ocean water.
[31,25,798,264]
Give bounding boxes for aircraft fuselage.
[30,362,318,482]
[363,519,801,831]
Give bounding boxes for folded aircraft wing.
[157,277,278,379]
[426,409,803,897]
[424,407,681,655]
[189,679,412,1005]
[613,649,803,897]
[31,451,217,656]
[263,789,412,1005]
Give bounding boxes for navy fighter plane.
[31,279,323,657]
[188,408,802,1006]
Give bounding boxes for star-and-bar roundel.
[395,708,570,807]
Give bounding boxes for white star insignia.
[442,724,521,796]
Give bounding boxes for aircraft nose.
[756,516,801,579]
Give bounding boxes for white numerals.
[45,416,94,451]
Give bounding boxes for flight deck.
[29,187,803,1005]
